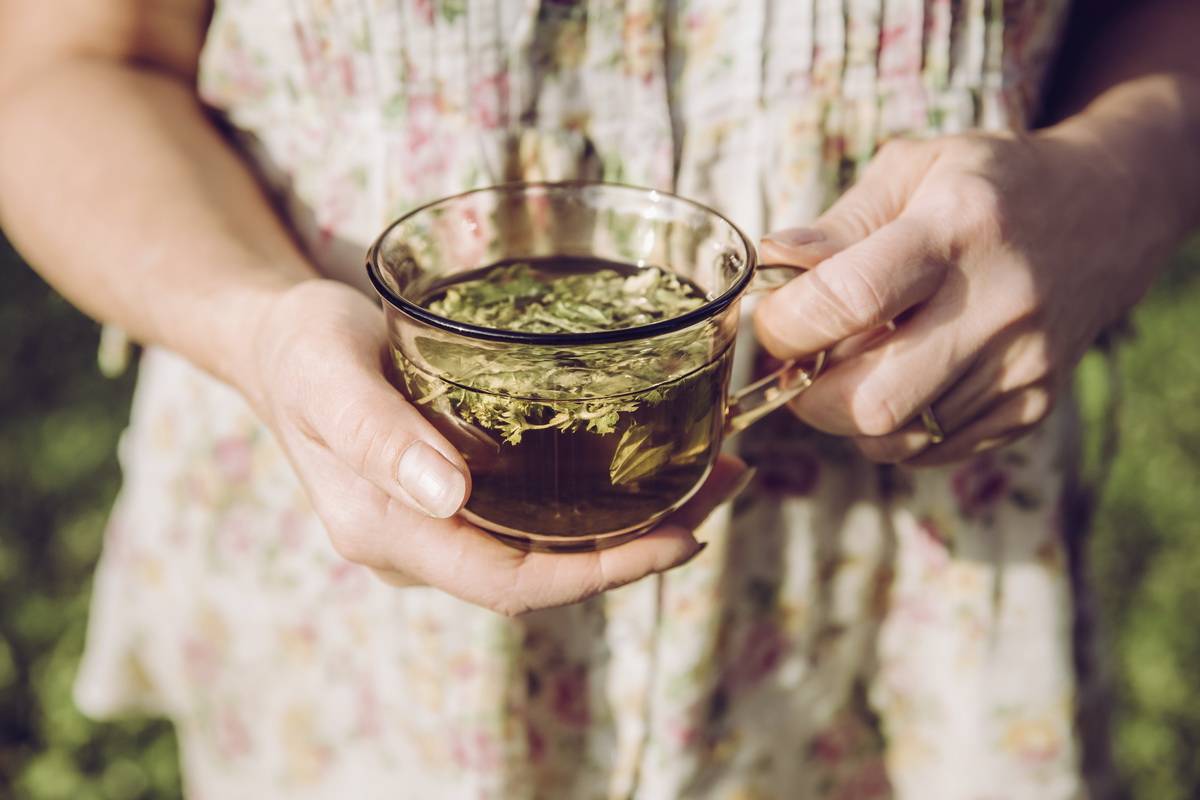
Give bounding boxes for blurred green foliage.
[1,237,180,798]
[1085,236,1200,800]
[1,232,1199,798]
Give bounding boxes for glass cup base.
[460,510,659,553]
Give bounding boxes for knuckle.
[1027,343,1056,383]
[332,399,413,479]
[1022,384,1056,425]
[953,176,1007,239]
[327,526,372,565]
[921,174,1007,248]
[850,386,903,437]
[1005,279,1045,324]
[1007,333,1057,388]
[810,266,887,334]
[874,136,923,167]
[945,132,1015,167]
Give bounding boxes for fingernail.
[397,441,467,518]
[763,228,826,248]
[681,541,709,567]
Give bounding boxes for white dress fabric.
[76,2,1086,798]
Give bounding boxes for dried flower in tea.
[394,257,733,539]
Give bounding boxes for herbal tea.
[393,257,733,547]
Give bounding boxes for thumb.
[318,366,472,519]
[761,137,936,268]
[257,280,473,520]
[284,305,473,519]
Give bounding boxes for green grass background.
[1,233,1198,799]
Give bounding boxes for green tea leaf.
[397,258,720,484]
[609,425,676,486]
[425,261,704,335]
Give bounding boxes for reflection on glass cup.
[367,182,823,552]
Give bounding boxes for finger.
[851,423,933,465]
[827,322,897,364]
[760,229,843,270]
[350,458,752,616]
[785,267,976,437]
[760,137,937,270]
[847,328,1059,460]
[441,518,699,617]
[902,386,1055,468]
[754,217,949,360]
[921,329,1058,428]
[302,349,472,520]
[850,385,1052,466]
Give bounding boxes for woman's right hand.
[241,279,741,616]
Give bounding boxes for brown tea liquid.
[397,257,732,549]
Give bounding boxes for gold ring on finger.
[920,406,946,445]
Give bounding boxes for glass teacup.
[367,182,822,552]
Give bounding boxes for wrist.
[231,277,384,421]
[219,275,316,416]
[1038,74,1200,243]
[1025,114,1173,330]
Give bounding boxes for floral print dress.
[76,1,1087,798]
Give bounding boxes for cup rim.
[365,180,757,345]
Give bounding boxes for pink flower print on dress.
[674,723,702,749]
[201,24,270,106]
[810,724,850,765]
[432,203,490,269]
[622,11,664,85]
[215,705,255,760]
[878,20,923,81]
[182,637,222,686]
[399,104,452,188]
[809,709,871,765]
[449,652,478,681]
[760,449,821,496]
[1001,717,1064,765]
[182,607,229,686]
[291,21,337,95]
[327,560,371,600]
[951,454,1011,518]
[213,435,253,483]
[830,759,892,800]
[280,623,318,664]
[413,0,435,26]
[681,10,722,62]
[551,665,591,729]
[277,509,308,552]
[450,728,503,771]
[912,517,952,571]
[281,705,334,785]
[723,620,788,696]
[471,72,510,130]
[526,724,546,764]
[216,508,256,559]
[314,171,366,251]
[353,681,382,739]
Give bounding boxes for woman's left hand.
[754,131,1159,466]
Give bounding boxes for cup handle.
[725,263,827,435]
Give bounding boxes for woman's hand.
[243,279,738,616]
[754,130,1161,466]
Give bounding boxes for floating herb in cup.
[393,257,734,542]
